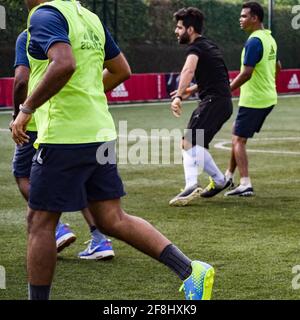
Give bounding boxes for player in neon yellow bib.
[12,29,117,259]
[12,0,214,301]
[225,1,281,197]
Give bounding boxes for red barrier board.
[0,78,13,107]
[276,69,300,93]
[106,74,167,103]
[1,70,300,107]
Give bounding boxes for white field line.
[214,137,300,155]
[0,94,299,112]
[3,128,299,156]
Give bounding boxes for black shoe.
[169,184,202,207]
[201,177,232,198]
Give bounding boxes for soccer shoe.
[78,239,115,260]
[224,184,255,197]
[228,178,235,190]
[179,261,215,300]
[169,184,202,207]
[56,223,77,253]
[201,177,231,198]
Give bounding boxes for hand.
[171,97,182,118]
[11,111,31,145]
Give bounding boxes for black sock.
[159,244,192,281]
[28,284,51,300]
[90,225,97,233]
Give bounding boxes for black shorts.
[234,106,274,138]
[186,96,233,148]
[29,142,126,212]
[12,131,37,178]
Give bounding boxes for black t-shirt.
[186,36,231,99]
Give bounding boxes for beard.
[178,31,190,45]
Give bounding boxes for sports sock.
[90,226,106,243]
[187,146,225,186]
[240,177,251,187]
[182,150,198,189]
[159,244,192,281]
[55,221,63,232]
[225,170,234,180]
[28,284,51,300]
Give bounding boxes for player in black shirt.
[169,7,233,206]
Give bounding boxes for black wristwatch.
[172,96,183,101]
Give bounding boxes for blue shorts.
[29,142,126,212]
[12,131,37,178]
[234,106,274,138]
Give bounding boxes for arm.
[12,43,76,145]
[176,54,198,98]
[231,37,262,92]
[171,54,198,118]
[230,66,254,92]
[23,43,75,109]
[13,65,29,119]
[170,83,198,100]
[276,60,282,79]
[103,53,131,92]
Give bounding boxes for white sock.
[240,177,252,187]
[182,150,198,189]
[187,146,225,186]
[225,170,234,180]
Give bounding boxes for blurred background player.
[12,0,215,301]
[12,27,117,260]
[169,7,233,206]
[225,2,281,197]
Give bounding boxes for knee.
[26,209,58,235]
[96,207,127,236]
[232,136,247,147]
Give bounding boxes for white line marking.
[214,137,300,155]
[0,94,299,111]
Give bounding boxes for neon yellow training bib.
[239,29,278,109]
[27,0,117,145]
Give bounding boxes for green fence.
[0,0,299,76]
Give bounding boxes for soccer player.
[12,29,114,259]
[169,7,233,206]
[12,0,215,300]
[225,2,281,197]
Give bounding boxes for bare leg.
[81,207,95,228]
[88,199,171,260]
[15,177,30,201]
[232,135,249,178]
[228,139,237,175]
[27,209,61,285]
[227,123,238,175]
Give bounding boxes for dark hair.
[242,1,264,22]
[174,7,204,34]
